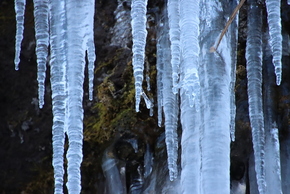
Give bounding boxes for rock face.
[0,0,290,193]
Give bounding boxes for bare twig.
[210,0,246,52]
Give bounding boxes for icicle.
[263,39,282,193]
[249,153,259,194]
[156,22,164,127]
[49,0,67,193]
[265,126,282,194]
[141,90,153,110]
[65,0,94,192]
[229,0,239,142]
[265,0,282,85]
[179,0,200,109]
[145,58,151,92]
[160,10,179,180]
[14,0,26,70]
[179,0,201,192]
[131,0,148,112]
[167,0,180,94]
[84,0,96,101]
[33,0,49,109]
[245,2,266,193]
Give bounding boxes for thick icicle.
[199,0,232,193]
[65,0,92,192]
[245,2,266,193]
[14,0,26,70]
[179,0,201,193]
[265,0,282,85]
[131,0,148,112]
[167,0,180,94]
[33,0,49,109]
[179,0,200,109]
[159,8,179,181]
[49,0,67,193]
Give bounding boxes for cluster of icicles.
[14,0,285,193]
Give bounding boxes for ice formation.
[14,0,96,193]
[156,7,179,181]
[13,0,286,193]
[14,0,26,70]
[33,0,49,109]
[265,0,282,85]
[131,0,148,112]
[246,2,266,193]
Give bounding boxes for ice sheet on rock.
[14,0,26,70]
[245,2,266,193]
[49,0,67,192]
[131,0,148,112]
[144,144,153,178]
[102,150,126,194]
[167,0,180,94]
[33,0,49,109]
[265,0,282,85]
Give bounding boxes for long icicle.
[160,7,179,181]
[246,1,266,193]
[131,0,148,112]
[49,0,67,192]
[33,0,49,109]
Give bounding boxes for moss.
[83,47,136,145]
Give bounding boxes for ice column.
[246,2,266,193]
[199,0,232,193]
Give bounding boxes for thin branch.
[210,0,246,52]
